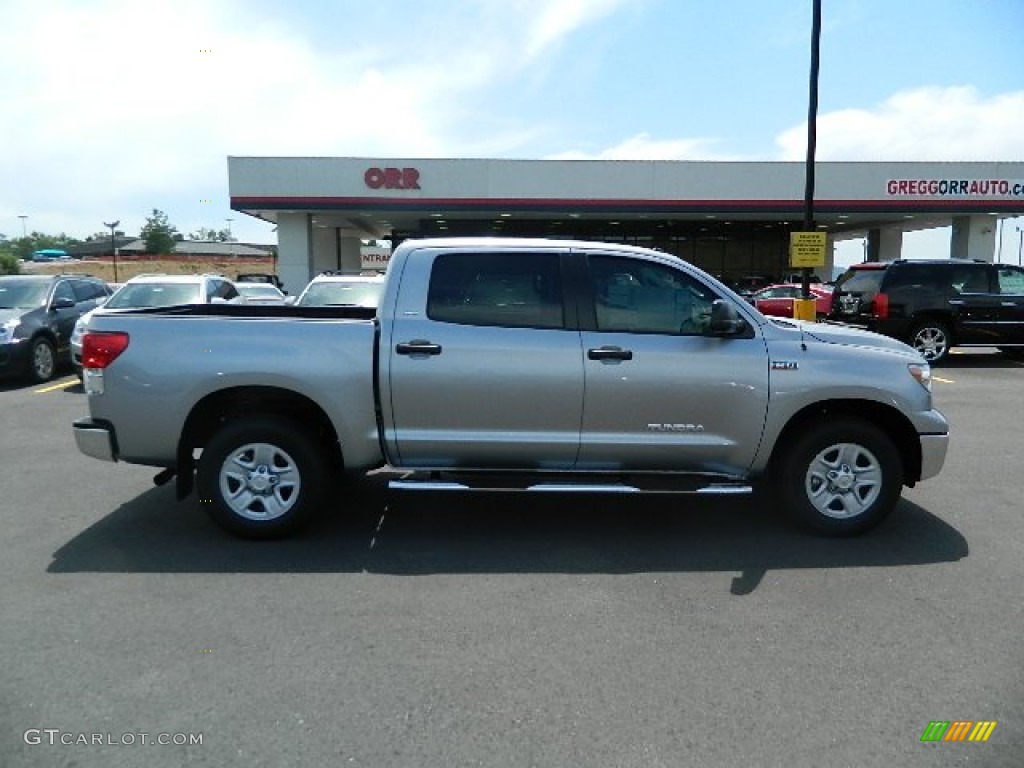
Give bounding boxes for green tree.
[140,209,179,254]
[189,226,234,242]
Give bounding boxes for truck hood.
[802,321,920,357]
[0,308,28,324]
[762,317,921,359]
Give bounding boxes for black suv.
[827,259,1024,363]
[0,274,112,383]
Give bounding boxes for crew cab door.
[383,247,584,469]
[575,253,769,474]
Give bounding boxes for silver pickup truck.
[74,237,949,538]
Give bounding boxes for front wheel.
[777,419,903,536]
[909,321,951,364]
[197,417,327,539]
[26,337,57,383]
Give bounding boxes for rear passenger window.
[427,252,564,329]
[997,267,1024,295]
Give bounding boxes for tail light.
[83,332,130,369]
[872,292,890,319]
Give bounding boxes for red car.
[749,283,833,319]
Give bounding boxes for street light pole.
[104,220,120,281]
[18,215,28,239]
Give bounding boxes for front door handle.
[588,345,633,361]
[396,340,443,356]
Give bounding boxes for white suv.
[72,274,240,374]
[294,272,385,308]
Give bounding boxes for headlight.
[908,363,932,392]
[0,318,19,344]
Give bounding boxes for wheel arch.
[769,399,922,486]
[176,386,344,498]
[181,385,342,455]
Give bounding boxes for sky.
[2,0,1023,265]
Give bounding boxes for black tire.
[908,320,951,364]
[197,417,327,539]
[26,337,57,383]
[777,419,903,536]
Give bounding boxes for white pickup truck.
[74,237,949,538]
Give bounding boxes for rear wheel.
[777,419,903,536]
[909,321,951,364]
[197,417,327,539]
[26,337,56,383]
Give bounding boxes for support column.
[276,213,312,296]
[951,215,997,262]
[821,235,836,281]
[866,228,903,262]
[339,237,363,273]
[311,226,338,275]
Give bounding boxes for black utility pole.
[802,0,822,298]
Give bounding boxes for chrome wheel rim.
[33,342,54,380]
[912,327,947,362]
[804,442,882,520]
[219,442,300,521]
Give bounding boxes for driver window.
[589,255,716,335]
[51,281,75,305]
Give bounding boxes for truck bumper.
[918,433,949,481]
[73,418,118,462]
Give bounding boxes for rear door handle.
[588,345,633,361]
[396,340,442,356]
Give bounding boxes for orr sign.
[364,167,421,190]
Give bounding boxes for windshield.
[833,268,885,294]
[297,281,383,307]
[0,281,49,309]
[105,283,201,308]
[237,284,282,298]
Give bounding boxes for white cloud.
[776,86,1024,160]
[547,132,735,160]
[0,0,640,239]
[519,0,633,59]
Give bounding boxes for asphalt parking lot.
[2,350,1022,768]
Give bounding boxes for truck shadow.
[49,477,967,593]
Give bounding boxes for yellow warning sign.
[789,232,827,268]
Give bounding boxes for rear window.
[833,267,886,294]
[427,252,564,329]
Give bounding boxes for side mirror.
[708,299,748,336]
[51,297,76,310]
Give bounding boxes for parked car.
[235,282,288,305]
[827,259,1024,363]
[71,274,241,375]
[236,273,284,291]
[750,283,833,319]
[294,272,385,308]
[0,274,111,382]
[729,275,774,297]
[75,237,947,540]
